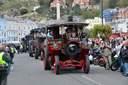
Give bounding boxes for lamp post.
[101,0,103,26]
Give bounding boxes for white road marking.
[81,75,102,85]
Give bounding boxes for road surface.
[8,53,128,85]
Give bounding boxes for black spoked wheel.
[83,55,90,74]
[110,60,120,71]
[29,52,33,57]
[99,61,105,67]
[93,58,99,65]
[54,56,60,75]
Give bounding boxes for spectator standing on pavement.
[120,40,128,76]
[103,41,112,70]
[0,44,11,85]
[20,44,23,53]
[16,44,20,54]
[10,45,15,64]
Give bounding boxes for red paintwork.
[99,58,104,62]
[50,48,89,68]
[59,60,84,68]
[48,40,62,53]
[43,50,45,69]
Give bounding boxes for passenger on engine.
[48,30,54,40]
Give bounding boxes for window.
[4,32,6,37]
[28,27,30,30]
[5,26,6,29]
[19,26,20,30]
[13,25,15,30]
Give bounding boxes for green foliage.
[38,0,52,6]
[0,0,39,15]
[66,0,74,7]
[72,4,82,16]
[48,8,56,20]
[90,0,100,5]
[81,9,101,19]
[90,24,112,38]
[36,5,50,16]
[119,0,128,8]
[108,0,118,8]
[19,8,28,15]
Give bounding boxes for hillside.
[0,0,128,20]
[0,0,39,16]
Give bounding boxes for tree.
[38,0,52,6]
[90,24,112,38]
[48,7,56,20]
[72,4,81,16]
[66,0,74,7]
[90,0,100,5]
[36,5,50,16]
[119,0,128,8]
[108,0,118,8]
[103,0,110,9]
[81,9,101,19]
[19,8,28,15]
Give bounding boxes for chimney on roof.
[68,16,73,22]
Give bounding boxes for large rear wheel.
[54,56,60,75]
[83,55,90,74]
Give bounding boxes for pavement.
[8,53,128,85]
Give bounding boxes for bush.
[19,8,28,15]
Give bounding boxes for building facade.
[103,7,128,33]
[116,19,128,33]
[0,15,41,44]
[103,9,117,23]
[117,7,128,20]
[73,0,90,8]
[51,0,67,8]
[0,18,7,44]
[50,0,90,8]
[85,17,105,30]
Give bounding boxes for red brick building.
[73,0,90,8]
[50,0,67,8]
[51,0,90,8]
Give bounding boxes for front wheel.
[110,60,120,71]
[43,49,51,70]
[54,56,60,75]
[99,61,105,67]
[29,52,33,57]
[83,55,90,74]
[93,58,99,65]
